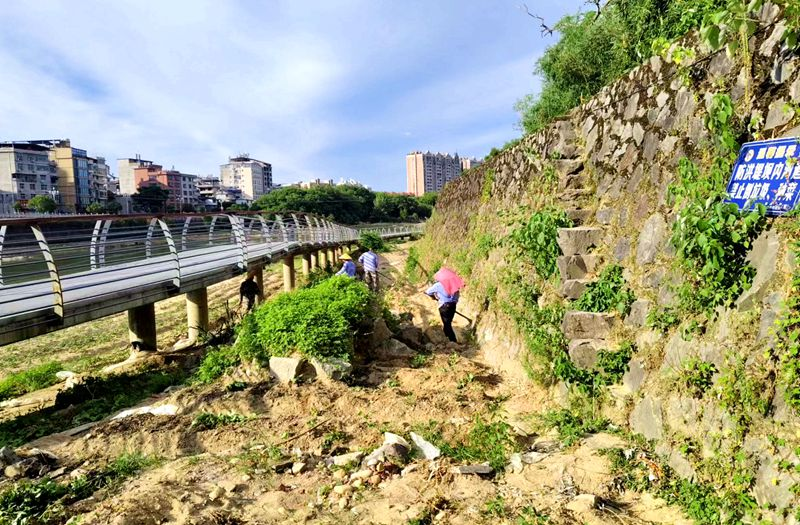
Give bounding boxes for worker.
[358,248,380,291]
[425,279,459,343]
[336,253,357,277]
[239,273,262,312]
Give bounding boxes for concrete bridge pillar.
[310,251,318,271]
[302,253,311,276]
[283,255,295,292]
[327,247,336,265]
[319,249,328,270]
[186,288,209,341]
[128,303,157,351]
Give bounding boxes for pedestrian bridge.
[0,212,423,348]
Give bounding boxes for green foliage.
[517,0,723,134]
[482,495,508,518]
[679,358,717,397]
[516,506,550,524]
[0,452,158,524]
[670,156,767,314]
[410,354,429,369]
[452,234,494,278]
[238,276,373,362]
[481,169,495,203]
[0,361,62,402]
[321,430,349,453]
[540,409,610,447]
[485,139,522,161]
[415,416,521,472]
[773,228,800,414]
[359,231,386,252]
[85,201,105,214]
[506,208,572,280]
[715,355,770,436]
[555,341,635,397]
[192,412,249,430]
[28,195,58,213]
[647,306,681,332]
[132,184,170,213]
[573,265,636,315]
[603,446,757,525]
[251,184,432,224]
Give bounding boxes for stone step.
[560,279,590,300]
[568,339,607,370]
[558,173,589,191]
[565,208,594,226]
[557,227,604,256]
[558,188,593,201]
[557,254,602,280]
[562,311,618,340]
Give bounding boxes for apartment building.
[48,140,95,212]
[406,151,463,197]
[133,164,199,210]
[117,155,154,195]
[220,155,272,201]
[0,142,59,210]
[88,156,109,203]
[460,157,483,171]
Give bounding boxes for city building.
[133,164,199,210]
[117,155,154,195]
[299,178,333,189]
[460,157,483,171]
[47,140,94,212]
[197,176,221,202]
[0,142,59,211]
[220,155,272,201]
[406,151,463,196]
[88,156,109,204]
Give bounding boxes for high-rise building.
[220,155,272,201]
[460,157,483,171]
[0,142,59,211]
[117,155,154,195]
[48,140,93,212]
[406,151,462,196]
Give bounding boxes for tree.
[28,195,57,213]
[85,202,105,214]
[12,201,23,212]
[105,199,122,214]
[132,185,170,213]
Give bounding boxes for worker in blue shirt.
[425,281,459,343]
[335,253,357,277]
[358,249,380,291]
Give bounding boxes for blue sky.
[0,0,586,192]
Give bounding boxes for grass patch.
[0,361,62,402]
[0,367,185,447]
[414,416,521,472]
[0,452,159,524]
[540,409,610,447]
[191,412,249,430]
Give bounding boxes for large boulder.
[629,396,665,440]
[560,279,590,300]
[737,230,780,311]
[636,213,667,265]
[269,357,317,383]
[372,339,417,360]
[557,255,603,280]
[568,339,604,369]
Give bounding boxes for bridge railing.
[0,213,424,333]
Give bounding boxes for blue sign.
[726,137,800,215]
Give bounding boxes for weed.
[647,306,681,332]
[540,409,610,447]
[456,373,475,389]
[679,358,717,398]
[191,412,249,430]
[482,495,508,517]
[321,430,349,453]
[447,353,459,368]
[573,265,635,316]
[505,208,572,280]
[516,505,550,524]
[715,355,770,436]
[0,361,62,402]
[410,354,429,369]
[359,231,386,252]
[481,169,495,203]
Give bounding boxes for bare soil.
[1,244,691,524]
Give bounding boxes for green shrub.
[481,170,495,203]
[0,361,62,402]
[192,412,249,430]
[506,208,572,280]
[573,265,636,316]
[679,358,717,397]
[240,276,373,362]
[716,355,769,436]
[359,231,386,252]
[416,416,521,472]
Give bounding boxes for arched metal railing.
[0,212,423,345]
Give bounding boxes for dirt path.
[0,243,691,524]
